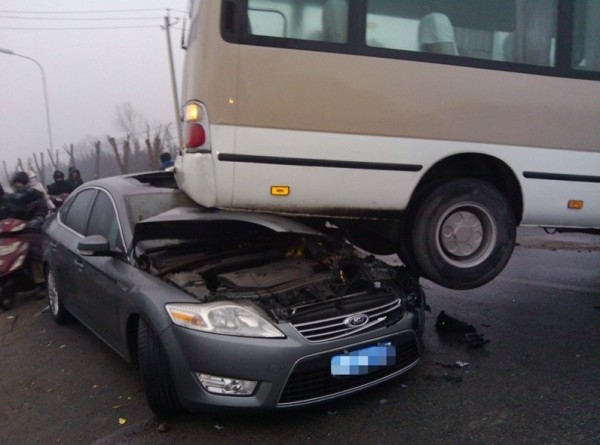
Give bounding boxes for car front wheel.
[410,179,516,290]
[137,318,182,417]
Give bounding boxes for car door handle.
[74,259,84,269]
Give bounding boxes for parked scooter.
[0,218,45,311]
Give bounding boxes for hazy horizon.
[0,0,188,182]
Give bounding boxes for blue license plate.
[331,342,396,376]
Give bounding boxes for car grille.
[290,297,402,342]
[278,332,419,406]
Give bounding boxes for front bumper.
[159,310,423,411]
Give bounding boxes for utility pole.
[164,12,183,149]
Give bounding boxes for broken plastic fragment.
[464,332,490,348]
[435,311,476,333]
[118,418,127,425]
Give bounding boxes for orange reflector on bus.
[568,200,583,209]
[271,186,290,196]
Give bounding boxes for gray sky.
[0,0,188,177]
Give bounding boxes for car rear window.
[124,191,196,227]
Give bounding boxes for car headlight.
[0,241,23,256]
[166,302,285,338]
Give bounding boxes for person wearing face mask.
[6,171,48,229]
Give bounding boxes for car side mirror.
[78,235,112,256]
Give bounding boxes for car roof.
[79,171,180,198]
[73,171,328,255]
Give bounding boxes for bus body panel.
[177,0,600,230]
[225,126,600,227]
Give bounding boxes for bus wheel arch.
[399,154,522,289]
[413,153,523,223]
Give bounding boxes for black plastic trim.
[523,172,600,183]
[218,153,423,172]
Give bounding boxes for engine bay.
[139,232,423,325]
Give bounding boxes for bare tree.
[63,144,75,169]
[2,160,9,185]
[32,152,46,185]
[144,124,168,169]
[115,102,145,137]
[47,149,60,171]
[92,140,101,179]
[107,135,130,174]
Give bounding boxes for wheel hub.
[441,211,484,257]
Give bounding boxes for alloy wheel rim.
[47,272,59,315]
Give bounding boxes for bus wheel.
[411,179,516,290]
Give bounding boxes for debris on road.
[435,311,475,333]
[465,332,490,348]
[435,311,490,348]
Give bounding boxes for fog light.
[197,373,258,396]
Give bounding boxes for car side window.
[87,191,124,251]
[61,189,97,235]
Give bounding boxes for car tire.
[0,279,16,311]
[47,268,74,324]
[410,179,516,290]
[137,318,182,417]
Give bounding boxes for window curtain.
[582,0,600,70]
[513,0,557,66]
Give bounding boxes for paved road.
[1,229,598,444]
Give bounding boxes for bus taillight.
[186,123,206,148]
[183,101,209,151]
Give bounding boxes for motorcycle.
[0,218,45,311]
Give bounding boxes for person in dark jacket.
[159,152,175,171]
[67,168,84,190]
[47,170,73,195]
[6,171,48,229]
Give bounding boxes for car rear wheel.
[137,318,182,417]
[0,279,16,311]
[409,179,516,290]
[47,268,74,324]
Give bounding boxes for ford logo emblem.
[344,313,369,328]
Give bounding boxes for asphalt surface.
[0,228,599,444]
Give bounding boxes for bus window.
[247,0,348,43]
[365,0,557,67]
[572,0,600,72]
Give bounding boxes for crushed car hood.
[132,206,326,248]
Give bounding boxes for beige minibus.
[175,0,600,289]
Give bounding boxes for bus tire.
[411,179,516,290]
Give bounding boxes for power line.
[0,25,169,31]
[0,15,176,21]
[0,8,187,15]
